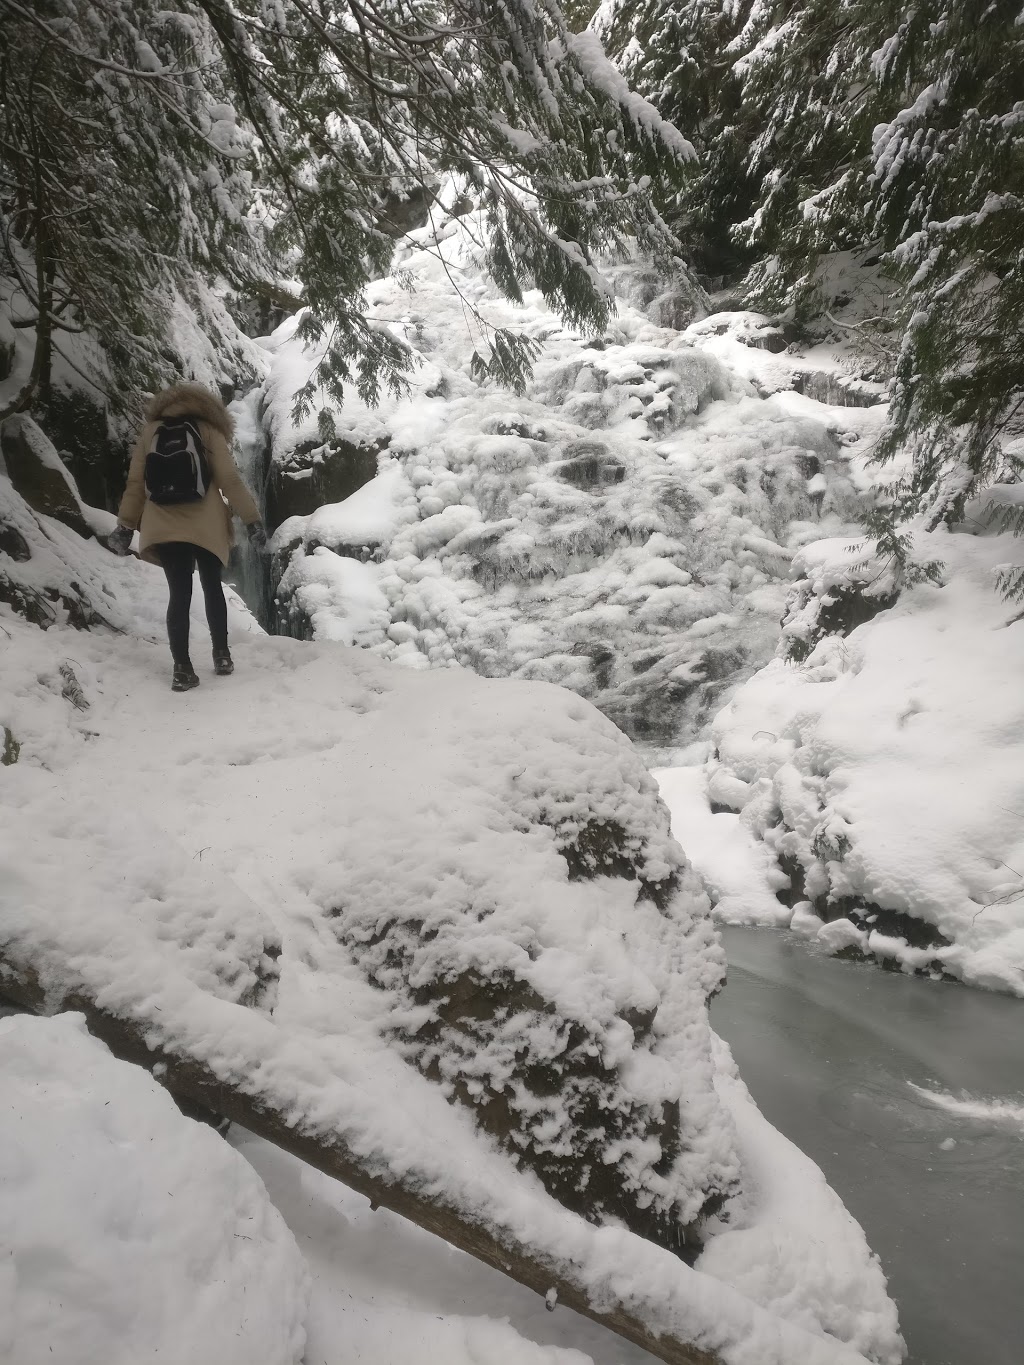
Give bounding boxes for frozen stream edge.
[655,766,1024,1365]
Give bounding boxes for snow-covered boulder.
[709,529,1024,993]
[266,432,387,527]
[0,1012,308,1365]
[0,550,740,1268]
[0,474,114,631]
[330,685,735,1257]
[775,539,899,664]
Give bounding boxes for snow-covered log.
[1,961,725,1365]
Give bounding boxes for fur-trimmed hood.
[145,383,234,440]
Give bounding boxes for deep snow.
[706,529,1024,993]
[0,1012,308,1365]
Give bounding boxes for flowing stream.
[712,927,1024,1365]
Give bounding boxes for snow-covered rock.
[0,586,738,1259]
[0,1012,308,1365]
[1,413,94,539]
[708,529,1024,993]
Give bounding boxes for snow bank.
[0,1012,308,1365]
[653,766,791,926]
[708,529,1024,993]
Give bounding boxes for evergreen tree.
[0,0,265,421]
[861,0,1024,595]
[728,0,1024,592]
[0,0,693,422]
[725,0,902,317]
[598,0,758,280]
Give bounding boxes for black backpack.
[144,416,212,505]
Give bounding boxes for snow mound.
[0,1012,308,1365]
[0,608,895,1363]
[0,430,902,1364]
[709,528,1024,993]
[1,580,739,1257]
[329,680,736,1254]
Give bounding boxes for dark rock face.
[266,437,386,529]
[34,389,123,512]
[557,816,676,911]
[569,641,616,691]
[0,572,106,632]
[839,904,952,951]
[332,948,726,1260]
[774,854,955,973]
[376,184,436,238]
[0,323,13,382]
[0,455,114,633]
[0,520,31,562]
[1,415,94,540]
[767,814,955,977]
[2,727,19,766]
[743,328,789,354]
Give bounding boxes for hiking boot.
[171,662,200,691]
[212,648,234,677]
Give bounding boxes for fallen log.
[0,960,719,1365]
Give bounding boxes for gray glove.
[108,524,133,556]
[246,522,268,554]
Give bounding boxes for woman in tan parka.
[111,383,266,691]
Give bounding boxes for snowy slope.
[0,479,902,1364]
[704,528,1024,994]
[259,206,876,746]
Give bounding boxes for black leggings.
[156,542,228,665]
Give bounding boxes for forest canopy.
[0,0,691,418]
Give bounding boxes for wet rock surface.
[266,436,386,529]
[1,414,93,539]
